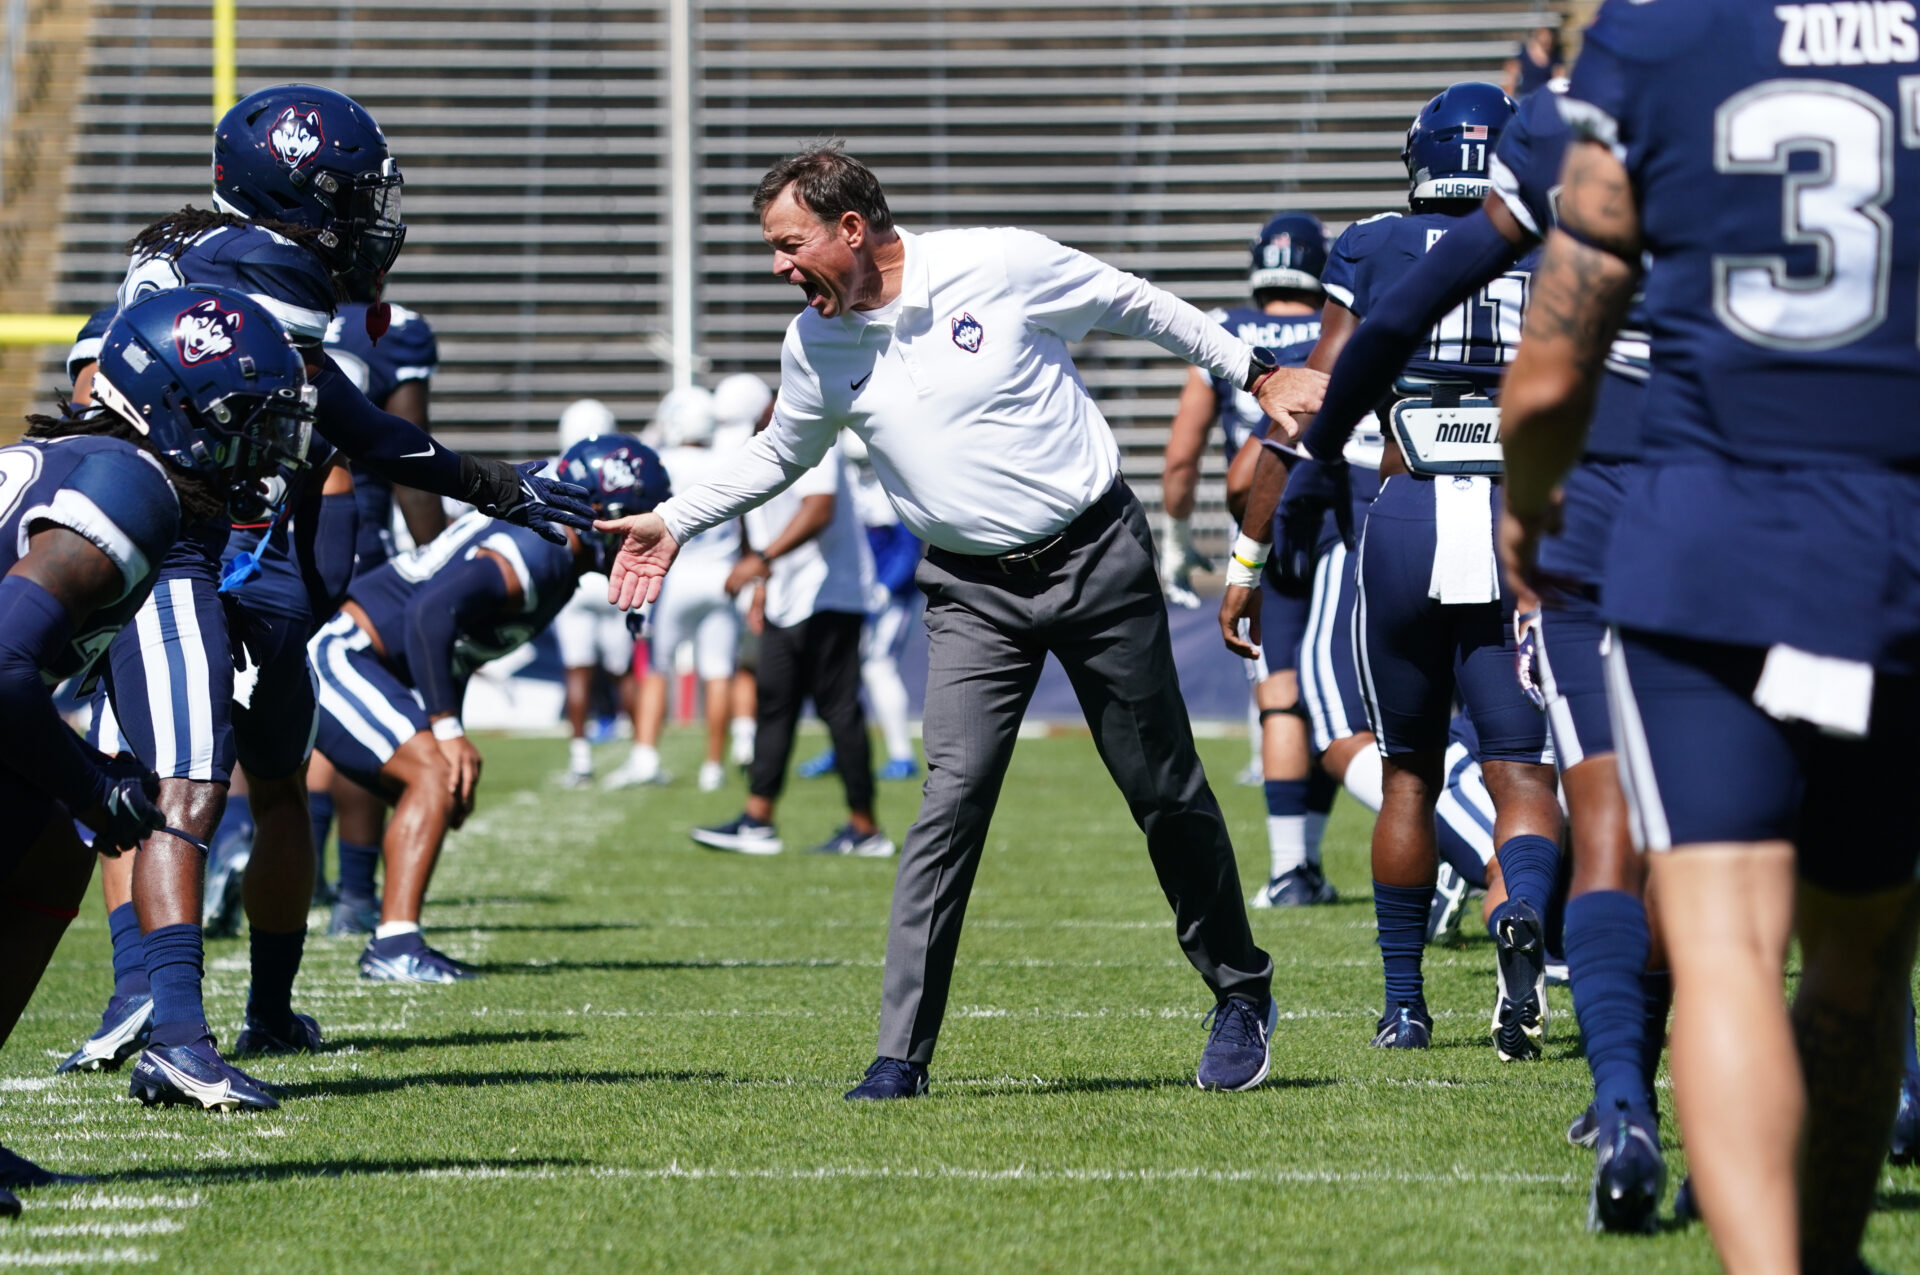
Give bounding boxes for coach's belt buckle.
[995,534,1065,573]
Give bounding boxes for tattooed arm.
[1498,139,1643,591]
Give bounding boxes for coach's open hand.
[1252,366,1329,445]
[595,511,681,610]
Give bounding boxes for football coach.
[596,143,1328,1099]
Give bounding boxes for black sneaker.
[691,814,782,856]
[1196,996,1277,1091]
[807,825,896,857]
[1370,1000,1433,1049]
[1250,865,1334,909]
[845,1056,928,1100]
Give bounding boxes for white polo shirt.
[656,226,1255,555]
[744,441,872,628]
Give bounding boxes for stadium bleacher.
[38,0,1550,551]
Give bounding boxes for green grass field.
[5,728,1918,1272]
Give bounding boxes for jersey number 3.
[1713,78,1914,350]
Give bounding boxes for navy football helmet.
[558,434,672,565]
[1249,212,1327,296]
[91,285,315,492]
[213,85,406,301]
[1401,82,1516,206]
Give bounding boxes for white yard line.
[47,1195,200,1212]
[8,1221,183,1240]
[0,1248,154,1266]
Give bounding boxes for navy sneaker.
[1426,862,1471,945]
[233,1011,323,1057]
[1196,996,1277,1091]
[54,993,153,1074]
[691,814,782,856]
[796,749,837,780]
[0,1144,94,1190]
[1370,1000,1433,1049]
[1891,1079,1920,1166]
[360,934,480,985]
[1491,901,1548,1061]
[845,1056,928,1100]
[1589,1106,1665,1234]
[328,891,379,937]
[878,757,921,781]
[1250,865,1336,909]
[807,825,897,858]
[1567,1102,1600,1149]
[129,1038,280,1112]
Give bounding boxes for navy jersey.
[1323,211,1537,396]
[1488,87,1649,459]
[325,302,438,558]
[0,436,179,683]
[348,511,580,691]
[1568,0,1920,466]
[1204,307,1322,458]
[118,221,336,346]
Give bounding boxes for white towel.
[1751,643,1874,738]
[1427,476,1499,605]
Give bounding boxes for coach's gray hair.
[753,141,894,233]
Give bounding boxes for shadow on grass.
[104,1156,591,1186]
[281,1068,742,1099]
[325,1029,581,1053]
[964,1075,1339,1098]
[471,958,855,975]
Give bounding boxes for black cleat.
[1589,1107,1665,1234]
[1491,901,1547,1061]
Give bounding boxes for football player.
[1241,83,1669,1231]
[1227,84,1565,1059]
[618,388,739,791]
[311,297,443,927]
[552,398,638,788]
[309,436,669,982]
[11,287,315,1134]
[60,84,593,1111]
[1164,212,1340,906]
[1501,2,1920,1267]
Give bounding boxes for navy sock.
[308,790,335,886]
[1563,890,1655,1122]
[108,902,148,998]
[1264,778,1308,819]
[1373,881,1431,1007]
[337,839,379,902]
[246,928,307,1027]
[143,922,207,1047]
[1640,967,1671,1109]
[1305,766,1337,815]
[1492,833,1559,919]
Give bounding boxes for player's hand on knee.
[83,763,165,856]
[1220,584,1262,660]
[594,512,679,610]
[437,735,483,827]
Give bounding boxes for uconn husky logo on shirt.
[951,312,984,353]
[173,297,243,365]
[267,106,324,169]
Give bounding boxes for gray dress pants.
[877,481,1275,1064]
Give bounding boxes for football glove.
[460,457,596,545]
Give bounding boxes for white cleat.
[603,756,670,789]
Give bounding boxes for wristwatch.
[1243,346,1278,392]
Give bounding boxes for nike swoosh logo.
[401,444,436,459]
[850,372,872,391]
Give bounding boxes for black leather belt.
[932,481,1127,576]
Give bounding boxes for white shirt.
[744,442,872,628]
[655,226,1256,555]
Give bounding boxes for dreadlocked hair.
[125,207,343,302]
[26,401,228,526]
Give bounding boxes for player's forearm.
[402,557,512,719]
[1162,460,1199,521]
[1237,447,1290,545]
[1099,273,1251,388]
[1300,214,1525,462]
[655,424,817,543]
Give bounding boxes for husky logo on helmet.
[267,106,325,170]
[173,297,244,365]
[951,312,984,353]
[596,451,639,492]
